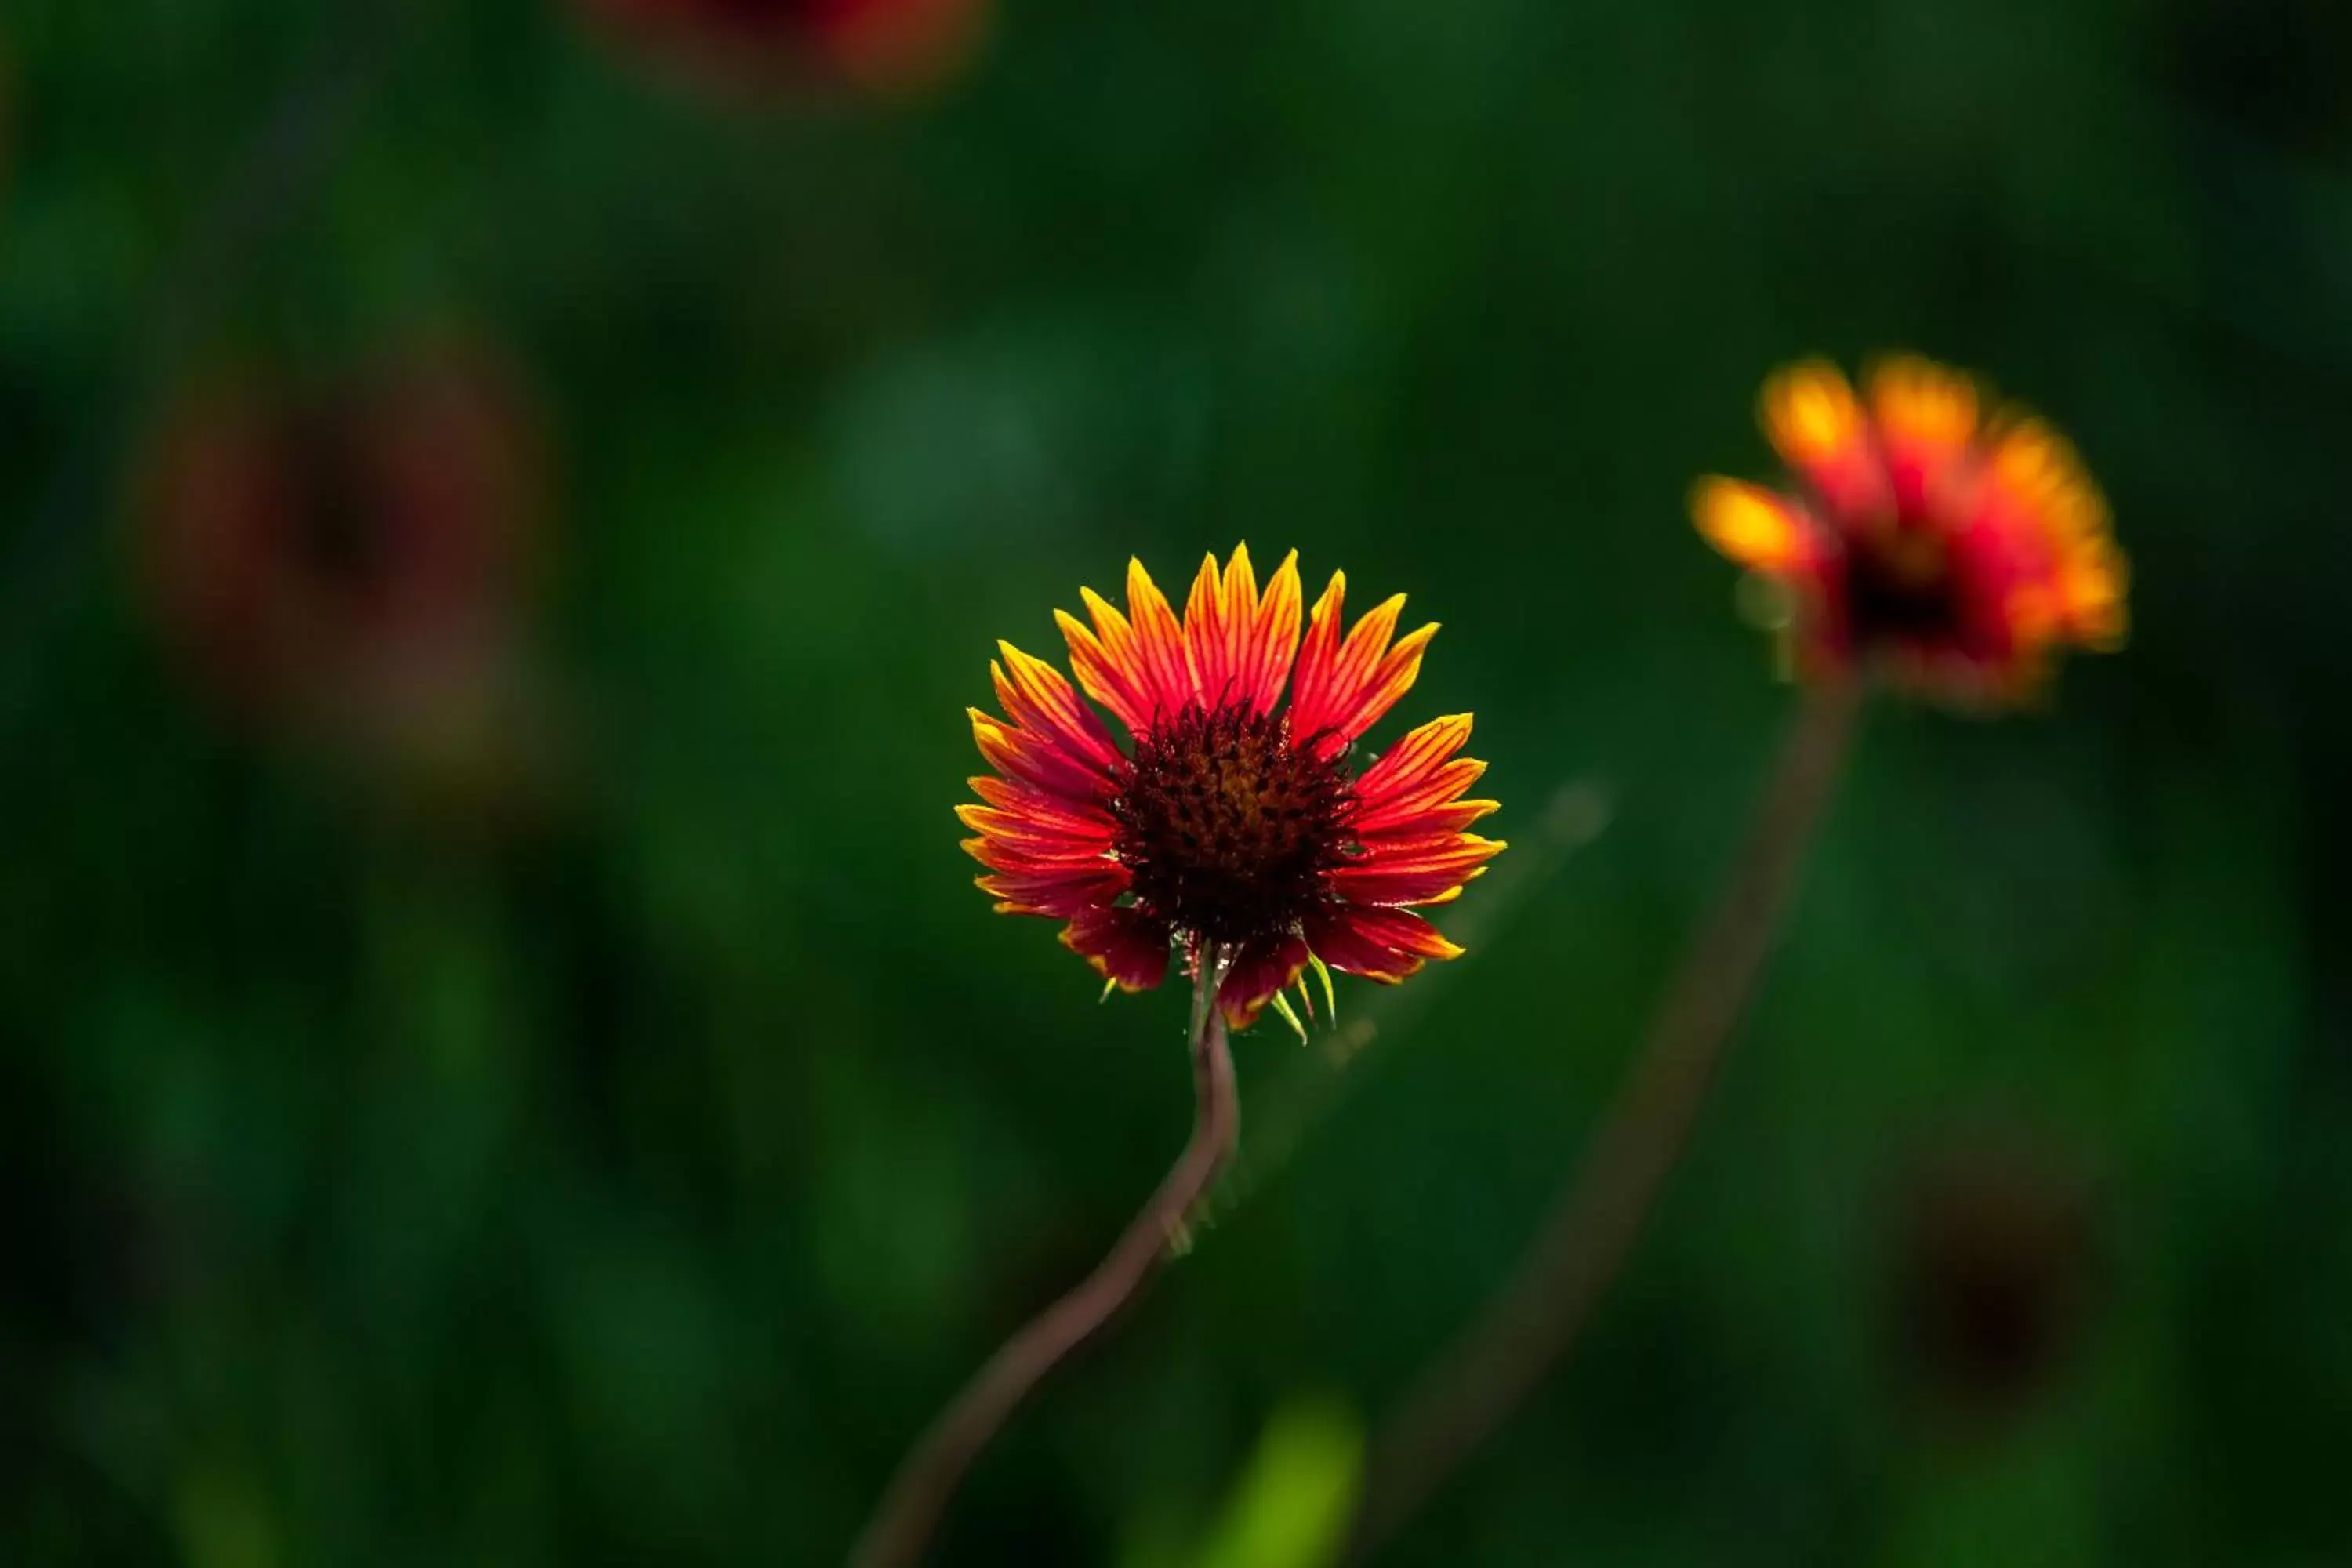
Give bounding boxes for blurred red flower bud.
[137,342,562,824]
[1884,1126,2104,1438]
[576,0,989,99]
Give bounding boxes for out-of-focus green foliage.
[1129,1399,1361,1568]
[2,0,2349,1563]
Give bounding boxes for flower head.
[961,547,1504,1030]
[1691,355,2127,706]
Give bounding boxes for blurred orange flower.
[1692,356,2128,706]
[960,546,1504,1031]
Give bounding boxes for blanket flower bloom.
[1691,355,2128,706]
[960,546,1503,1031]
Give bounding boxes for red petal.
[1285,571,1348,753]
[969,709,1114,805]
[1122,557,1199,725]
[1356,757,1490,835]
[1057,599,1155,737]
[1354,714,1482,823]
[1304,906,1421,982]
[1292,587,1400,746]
[1343,904,1465,961]
[1325,621,1437,746]
[1362,798,1500,840]
[963,778,1116,842]
[1241,549,1305,713]
[1183,548,1247,710]
[1867,355,1983,521]
[993,641,1123,775]
[1760,360,1890,524]
[1287,575,1436,757]
[1355,713,1469,795]
[1217,933,1311,1029]
[976,862,1129,918]
[960,834,1116,875]
[1332,834,1504,907]
[1062,906,1173,992]
[1304,905,1464,982]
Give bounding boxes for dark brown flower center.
[1843,528,1963,648]
[1109,703,1355,950]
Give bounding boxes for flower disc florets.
[1111,703,1355,951]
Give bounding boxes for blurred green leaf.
[1178,1400,1363,1568]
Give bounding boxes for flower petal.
[1355,713,1470,795]
[1305,904,1462,983]
[2058,538,2128,649]
[1867,355,1981,517]
[1345,905,1466,960]
[1062,906,1173,992]
[1366,798,1500,838]
[1184,546,1247,711]
[1301,590,1402,739]
[1352,713,1491,831]
[977,863,1130,918]
[969,709,1114,805]
[955,803,1112,858]
[1123,557,1198,725]
[1288,576,1432,757]
[993,641,1123,775]
[1056,597,1155,736]
[965,775,1116,841]
[1241,548,1305,713]
[1760,359,1889,521]
[1326,620,1438,748]
[960,833,1115,875]
[1983,416,2103,540]
[1305,913,1411,982]
[1218,933,1311,1029]
[1690,478,1820,575]
[1332,833,1505,907]
[1287,570,1351,753]
[1358,757,1490,837]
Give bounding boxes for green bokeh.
[3,0,2347,1563]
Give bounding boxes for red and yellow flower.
[960,546,1504,1031]
[1691,355,2128,706]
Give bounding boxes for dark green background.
[4,0,2347,1562]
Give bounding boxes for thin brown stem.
[1352,680,1862,1558]
[851,964,1240,1568]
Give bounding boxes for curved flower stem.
[1351,680,1863,1559]
[851,962,1239,1568]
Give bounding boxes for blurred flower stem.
[1350,678,1862,1558]
[851,960,1240,1568]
